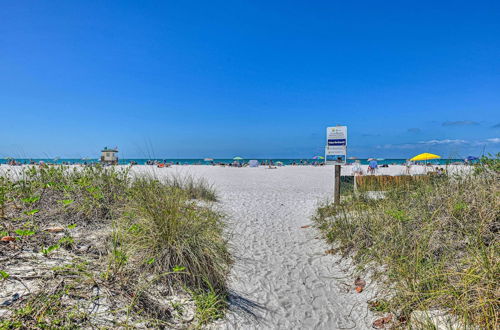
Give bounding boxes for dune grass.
[313,155,499,328]
[109,176,231,292]
[0,164,231,327]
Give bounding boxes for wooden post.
[353,173,358,194]
[334,164,341,204]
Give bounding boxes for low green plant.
[58,199,74,206]
[0,270,9,280]
[23,209,39,216]
[58,236,75,248]
[191,281,227,326]
[20,196,40,204]
[1,281,89,328]
[14,229,35,237]
[42,244,60,256]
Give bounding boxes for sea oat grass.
[314,156,500,328]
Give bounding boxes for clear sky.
[1,1,499,159]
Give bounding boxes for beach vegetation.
[0,164,231,327]
[314,155,499,328]
[191,280,228,326]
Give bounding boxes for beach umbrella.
[466,156,478,161]
[312,156,324,159]
[410,153,441,161]
[233,156,243,160]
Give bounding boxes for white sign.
[325,126,347,163]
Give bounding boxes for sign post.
[326,126,347,204]
[334,164,341,204]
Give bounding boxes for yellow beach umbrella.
[410,153,441,161]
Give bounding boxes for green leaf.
[128,224,141,233]
[21,196,40,204]
[146,258,155,265]
[24,209,40,216]
[58,236,74,246]
[172,266,186,272]
[67,224,77,229]
[0,270,9,280]
[59,199,74,206]
[15,229,35,236]
[42,244,60,256]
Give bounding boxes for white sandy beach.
[0,164,472,329]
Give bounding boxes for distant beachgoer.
[405,160,412,175]
[352,161,363,175]
[368,160,378,174]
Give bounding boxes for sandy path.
[145,166,376,329]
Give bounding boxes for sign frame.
[325,126,347,164]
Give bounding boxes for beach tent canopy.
[248,160,259,167]
[466,156,479,161]
[312,156,324,159]
[233,156,243,160]
[410,153,441,161]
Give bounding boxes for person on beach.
[405,160,412,175]
[352,160,363,175]
[368,160,378,174]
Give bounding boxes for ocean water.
[0,158,467,165]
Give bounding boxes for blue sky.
[1,1,499,159]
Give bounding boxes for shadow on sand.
[226,290,268,324]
